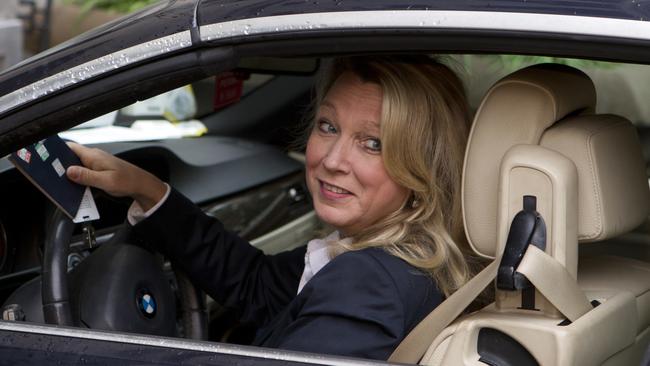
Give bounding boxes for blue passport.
[9,135,98,222]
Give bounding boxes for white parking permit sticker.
[52,158,65,177]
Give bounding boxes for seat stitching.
[579,119,627,240]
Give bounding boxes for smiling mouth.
[320,180,352,195]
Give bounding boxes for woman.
[66,55,472,360]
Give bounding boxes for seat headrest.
[541,115,649,242]
[463,64,600,258]
[462,64,649,257]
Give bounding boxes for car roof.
[198,0,650,24]
[2,0,650,92]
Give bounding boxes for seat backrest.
[463,63,597,259]
[422,64,650,366]
[463,63,648,267]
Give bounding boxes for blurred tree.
[63,0,158,14]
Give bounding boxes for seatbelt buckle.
[496,195,546,291]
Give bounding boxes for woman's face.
[305,72,409,236]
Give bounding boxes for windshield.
[61,55,650,146]
[61,72,274,144]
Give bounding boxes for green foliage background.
[491,55,616,70]
[63,0,159,14]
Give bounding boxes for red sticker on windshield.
[214,72,245,110]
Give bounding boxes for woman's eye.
[317,120,337,134]
[363,138,382,152]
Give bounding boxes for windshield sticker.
[162,85,197,123]
[214,72,245,110]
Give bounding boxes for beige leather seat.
[421,64,650,366]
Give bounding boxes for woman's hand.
[65,142,167,211]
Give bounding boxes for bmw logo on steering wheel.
[137,289,157,318]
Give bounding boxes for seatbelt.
[388,245,593,364]
[516,245,592,321]
[388,258,499,364]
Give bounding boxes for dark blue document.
[9,135,99,222]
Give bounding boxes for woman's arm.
[66,143,305,326]
[131,188,305,326]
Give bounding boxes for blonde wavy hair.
[309,55,473,296]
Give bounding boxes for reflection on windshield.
[63,73,274,144]
[64,84,205,144]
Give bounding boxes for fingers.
[65,142,158,199]
[66,142,116,191]
[67,141,91,163]
[65,141,82,152]
[67,142,107,169]
[66,165,111,192]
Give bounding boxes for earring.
[411,197,420,208]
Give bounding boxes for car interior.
[0,53,649,365]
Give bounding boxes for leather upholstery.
[541,115,650,242]
[579,255,650,333]
[419,63,650,366]
[412,63,650,366]
[462,63,649,257]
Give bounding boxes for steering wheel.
[42,208,208,339]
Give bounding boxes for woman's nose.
[322,139,351,173]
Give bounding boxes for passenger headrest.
[462,63,648,258]
[541,115,649,242]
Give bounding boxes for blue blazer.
[132,188,442,360]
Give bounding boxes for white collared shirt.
[297,231,347,294]
[127,183,171,225]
